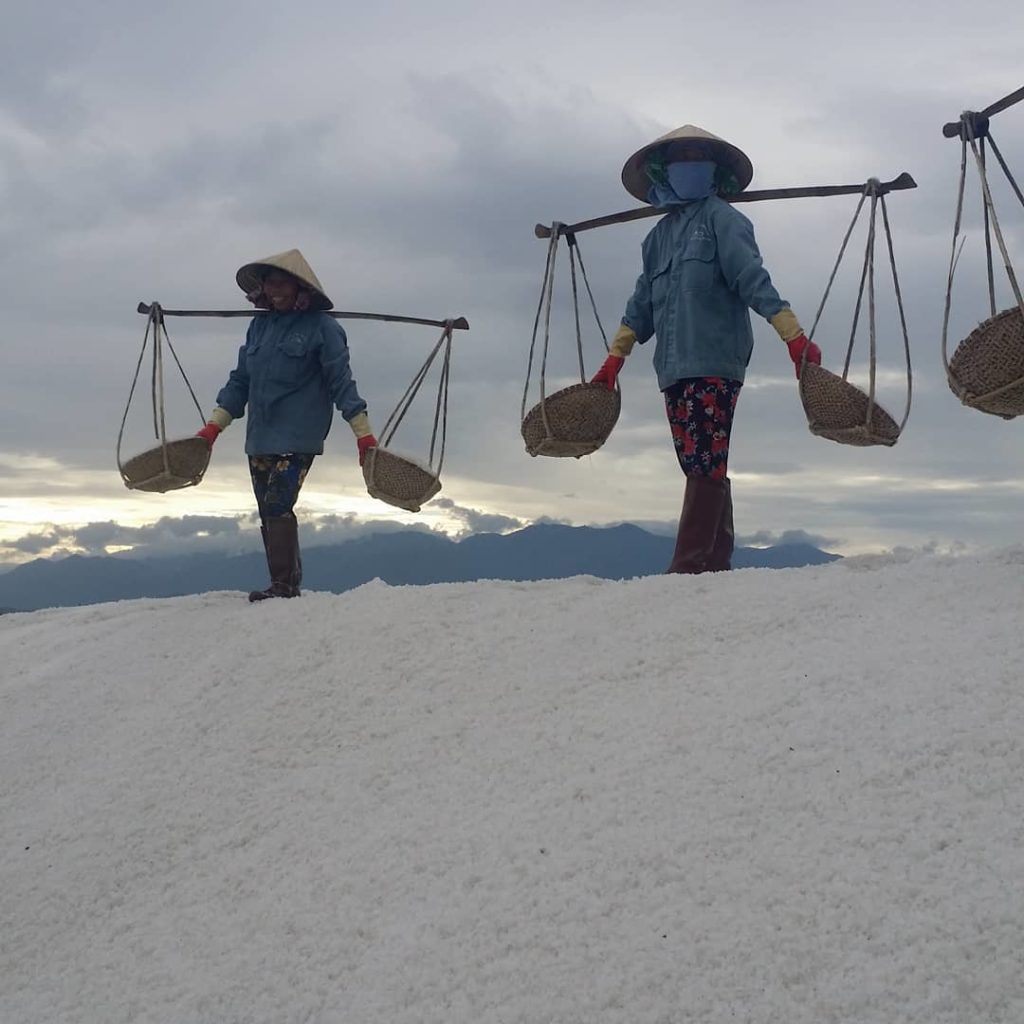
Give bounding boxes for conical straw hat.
[236,248,333,310]
[621,124,754,203]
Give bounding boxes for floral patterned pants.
[248,454,316,520]
[663,377,742,480]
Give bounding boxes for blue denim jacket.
[623,196,789,389]
[216,311,367,455]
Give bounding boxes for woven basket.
[947,306,1024,420]
[363,446,441,513]
[120,436,211,492]
[799,363,901,447]
[522,382,621,458]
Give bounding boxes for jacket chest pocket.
[680,236,717,291]
[649,257,673,317]
[270,333,313,382]
[243,335,263,373]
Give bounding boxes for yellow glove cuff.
[610,323,637,358]
[770,308,804,343]
[349,411,373,438]
[208,407,233,430]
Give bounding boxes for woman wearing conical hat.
[591,125,822,574]
[195,249,377,601]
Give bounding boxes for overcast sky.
[2,0,1022,564]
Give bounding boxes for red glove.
[591,354,625,391]
[357,434,378,466]
[786,335,822,379]
[196,423,222,448]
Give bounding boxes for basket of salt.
[521,382,621,458]
[946,306,1024,420]
[119,436,211,492]
[799,363,901,447]
[362,446,441,513]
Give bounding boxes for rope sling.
[799,178,913,446]
[521,225,621,457]
[941,110,1024,419]
[117,302,211,492]
[363,321,454,512]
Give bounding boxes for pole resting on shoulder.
[534,172,918,239]
[136,302,470,331]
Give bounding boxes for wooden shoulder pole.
[136,303,469,331]
[534,172,917,239]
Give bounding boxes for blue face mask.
[647,160,717,207]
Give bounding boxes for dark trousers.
[248,454,315,521]
[663,377,742,479]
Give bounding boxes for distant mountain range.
[0,523,840,613]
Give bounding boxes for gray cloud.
[738,529,843,550]
[1,516,247,560]
[0,498,528,562]
[431,498,525,537]
[6,529,68,555]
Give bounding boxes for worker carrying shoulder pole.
[592,125,822,574]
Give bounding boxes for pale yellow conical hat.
[236,248,333,310]
[621,124,754,203]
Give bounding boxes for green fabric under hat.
[235,249,333,311]
[621,124,754,203]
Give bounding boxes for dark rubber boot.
[249,514,302,601]
[666,475,728,575]
[258,522,271,576]
[707,477,734,572]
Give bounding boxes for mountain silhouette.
[0,523,839,612]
